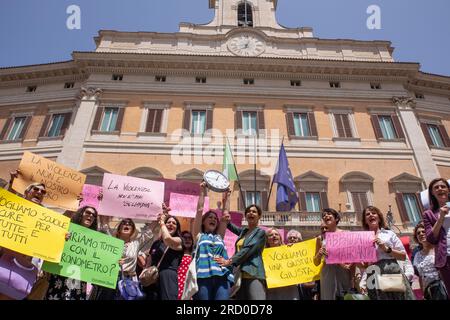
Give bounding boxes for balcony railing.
[241,211,360,227]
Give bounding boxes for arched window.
[238,2,253,27]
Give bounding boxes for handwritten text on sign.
[169,193,209,218]
[42,224,124,289]
[0,189,70,262]
[12,152,86,211]
[325,231,377,264]
[262,239,322,289]
[80,184,102,210]
[99,174,164,220]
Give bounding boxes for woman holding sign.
[8,170,47,206]
[44,206,99,300]
[361,206,414,300]
[217,203,267,300]
[423,178,450,297]
[191,182,234,300]
[313,208,354,300]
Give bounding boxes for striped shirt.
[196,233,234,283]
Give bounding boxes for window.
[64,82,75,89]
[428,124,445,148]
[378,116,397,139]
[293,113,311,137]
[191,110,206,134]
[47,114,66,137]
[329,82,341,88]
[305,192,321,212]
[195,77,206,84]
[145,109,163,133]
[112,74,123,81]
[290,80,301,87]
[237,2,253,27]
[100,108,119,132]
[351,192,369,213]
[155,76,166,82]
[243,78,254,85]
[402,194,422,225]
[334,113,353,138]
[245,191,261,207]
[370,83,381,90]
[242,111,258,135]
[415,93,425,99]
[371,114,405,141]
[6,117,27,140]
[26,86,37,93]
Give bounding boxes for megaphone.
[419,179,450,210]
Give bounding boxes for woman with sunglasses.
[177,231,194,300]
[44,206,99,300]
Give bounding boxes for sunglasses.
[84,210,97,217]
[32,187,46,195]
[121,221,134,227]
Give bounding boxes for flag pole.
[226,136,246,210]
[267,136,285,209]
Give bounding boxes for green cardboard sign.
[43,223,124,289]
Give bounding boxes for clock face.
[203,170,230,192]
[227,34,266,57]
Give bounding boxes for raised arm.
[159,204,182,251]
[313,236,326,266]
[193,182,208,240]
[7,169,20,193]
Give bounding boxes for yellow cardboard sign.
[0,188,70,262]
[12,151,86,211]
[262,238,323,289]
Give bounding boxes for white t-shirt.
[443,215,450,256]
[413,250,440,288]
[376,229,406,261]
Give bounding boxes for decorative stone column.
[57,87,103,169]
[394,96,440,186]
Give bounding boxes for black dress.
[144,239,183,300]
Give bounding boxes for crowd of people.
[0,169,449,301]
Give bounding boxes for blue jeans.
[195,276,230,300]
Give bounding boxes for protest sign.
[263,238,322,289]
[99,173,164,220]
[169,193,209,218]
[325,231,377,264]
[79,184,102,210]
[42,223,124,289]
[12,152,86,210]
[0,189,70,262]
[159,178,200,203]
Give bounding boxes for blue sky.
[0,0,449,76]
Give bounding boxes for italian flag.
[222,141,238,181]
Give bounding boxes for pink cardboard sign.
[99,173,164,220]
[169,193,210,218]
[325,231,377,264]
[79,184,102,210]
[158,179,200,203]
[218,211,243,257]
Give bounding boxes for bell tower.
[207,0,282,29]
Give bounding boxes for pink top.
[0,253,38,300]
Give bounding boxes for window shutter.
[60,113,72,136]
[342,114,353,138]
[39,115,51,137]
[395,193,410,223]
[115,108,125,131]
[0,118,12,140]
[391,115,405,139]
[286,113,295,138]
[298,192,307,212]
[206,109,213,131]
[370,115,383,139]
[261,191,268,211]
[153,109,163,133]
[18,116,31,140]
[235,111,242,130]
[258,111,265,131]
[335,114,345,138]
[308,112,318,137]
[92,107,104,131]
[438,125,450,148]
[320,192,329,211]
[182,109,191,132]
[415,193,425,215]
[145,109,156,133]
[420,123,433,146]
